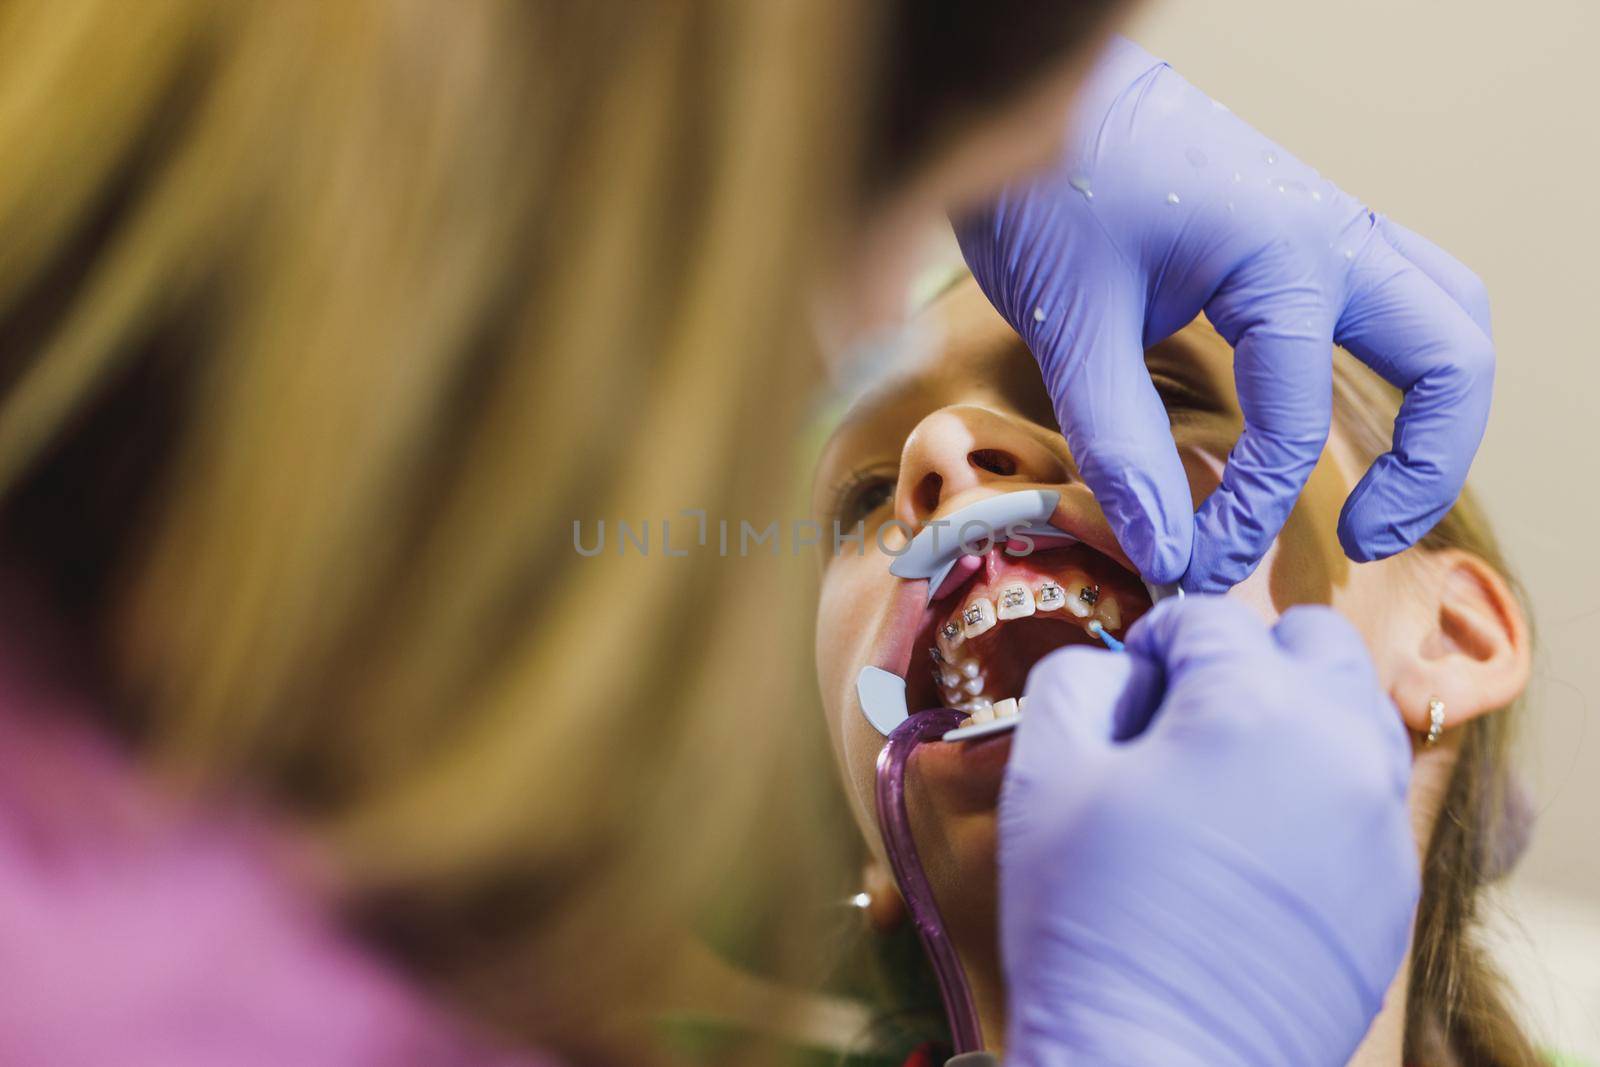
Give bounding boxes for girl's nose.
[894,406,1072,529]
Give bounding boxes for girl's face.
[810,277,1470,965]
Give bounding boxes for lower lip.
[909,730,1014,812]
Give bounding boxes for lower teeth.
[953,695,1027,729]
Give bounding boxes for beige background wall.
[1123,0,1599,1052]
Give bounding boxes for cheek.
[1327,556,1413,688]
[1262,451,1354,611]
[816,558,898,850]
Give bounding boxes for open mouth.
[852,490,1173,739]
[905,540,1153,728]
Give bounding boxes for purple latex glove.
[1002,596,1418,1066]
[956,37,1494,593]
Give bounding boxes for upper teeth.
[996,583,1035,620]
[962,599,996,637]
[1062,578,1095,618]
[930,576,1128,714]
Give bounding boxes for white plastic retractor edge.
[940,717,1019,743]
[889,490,1061,602]
[856,665,910,735]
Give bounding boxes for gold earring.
[1425,697,1446,746]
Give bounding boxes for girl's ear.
[1388,549,1531,737]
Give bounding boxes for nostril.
[969,449,1018,477]
[914,472,943,517]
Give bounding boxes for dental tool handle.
[875,709,983,1054]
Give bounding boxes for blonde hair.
[0,0,859,1059]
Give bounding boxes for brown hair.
[1331,358,1540,1067]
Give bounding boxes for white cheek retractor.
[856,665,911,736]
[888,489,1063,603]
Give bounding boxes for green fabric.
[1544,1051,1597,1067]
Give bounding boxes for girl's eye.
[835,473,896,527]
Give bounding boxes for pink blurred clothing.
[0,638,549,1067]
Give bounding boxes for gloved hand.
[955,37,1494,593]
[1001,596,1418,1067]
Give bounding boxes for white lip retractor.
[857,489,1179,741]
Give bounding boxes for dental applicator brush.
[1086,619,1124,652]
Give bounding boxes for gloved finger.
[1125,594,1274,679]
[1035,302,1195,586]
[1189,285,1334,593]
[1374,215,1492,337]
[1334,237,1494,562]
[1013,645,1135,780]
[1023,619,1164,743]
[1122,596,1279,737]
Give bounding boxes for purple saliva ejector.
[875,707,984,1053]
